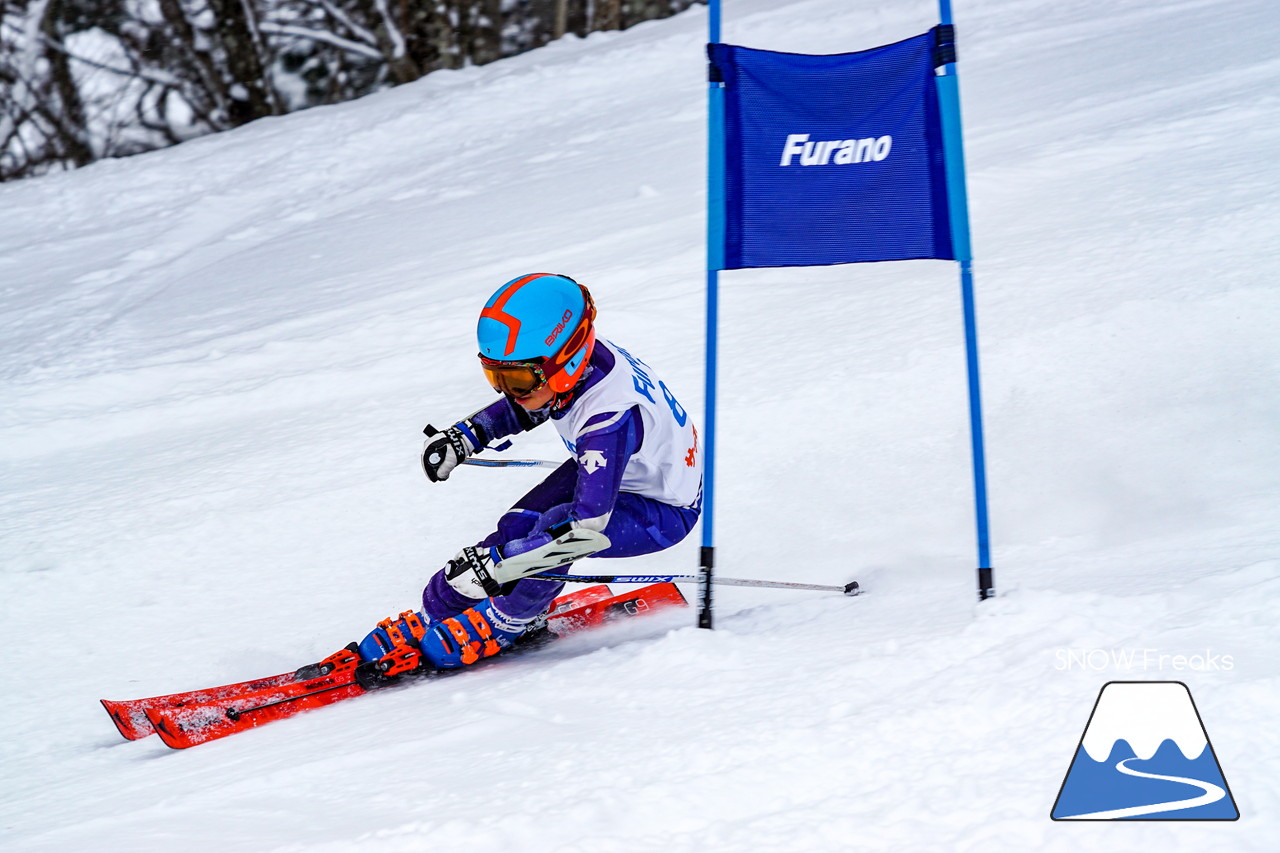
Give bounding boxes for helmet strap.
[549,364,594,413]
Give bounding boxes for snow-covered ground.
[2,0,1277,849]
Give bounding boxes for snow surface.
[2,0,1278,849]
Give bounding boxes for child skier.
[357,273,702,673]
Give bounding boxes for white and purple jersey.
[556,340,702,509]
[468,338,702,532]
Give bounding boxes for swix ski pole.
[462,457,562,470]
[538,572,860,596]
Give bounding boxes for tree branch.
[258,22,384,60]
[38,34,186,89]
[311,0,379,47]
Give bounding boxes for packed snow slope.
[2,0,1277,849]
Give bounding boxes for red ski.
[146,647,367,748]
[101,671,299,740]
[106,582,686,749]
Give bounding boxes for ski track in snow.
[2,0,1278,850]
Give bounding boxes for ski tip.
[843,580,861,596]
[101,699,154,741]
[144,708,191,749]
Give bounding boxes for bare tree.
[2,0,96,178]
[206,0,283,123]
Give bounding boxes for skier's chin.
[513,388,555,411]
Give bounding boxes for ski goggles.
[479,356,551,399]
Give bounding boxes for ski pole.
[537,572,861,596]
[463,456,563,470]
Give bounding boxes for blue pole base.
[977,567,994,601]
[698,546,714,629]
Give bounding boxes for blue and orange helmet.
[478,273,597,398]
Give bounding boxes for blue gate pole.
[699,0,725,628]
[935,1,994,600]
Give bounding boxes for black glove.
[421,422,480,482]
[442,546,502,598]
